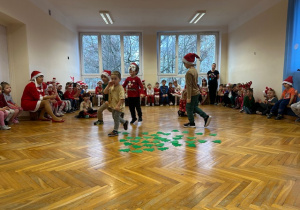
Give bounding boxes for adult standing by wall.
[207,63,219,105]
[21,71,64,122]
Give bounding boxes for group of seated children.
[215,76,300,122]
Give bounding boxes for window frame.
[80,32,143,85]
[157,31,219,81]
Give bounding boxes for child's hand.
[108,81,114,86]
[187,99,191,103]
[115,106,120,111]
[4,106,10,110]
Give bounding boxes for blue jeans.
[270,99,290,115]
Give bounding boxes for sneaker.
[1,125,11,130]
[146,104,149,106]
[267,113,274,119]
[170,102,173,106]
[160,104,163,106]
[108,130,118,137]
[204,115,212,127]
[239,109,244,113]
[130,118,137,124]
[120,113,125,118]
[256,111,262,115]
[183,122,196,128]
[138,117,143,122]
[58,112,65,116]
[12,119,19,124]
[123,120,128,130]
[295,118,300,122]
[275,114,283,120]
[94,120,104,125]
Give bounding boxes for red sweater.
[0,94,8,108]
[154,88,160,96]
[64,91,75,100]
[95,86,102,95]
[122,76,143,97]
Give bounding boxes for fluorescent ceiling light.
[189,11,206,24]
[99,11,113,24]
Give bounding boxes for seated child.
[140,80,147,106]
[0,85,15,125]
[1,82,23,124]
[223,84,231,107]
[178,88,187,117]
[216,84,224,104]
[291,93,300,122]
[173,80,182,105]
[243,88,255,114]
[160,80,169,106]
[268,76,296,120]
[57,84,72,113]
[77,93,97,118]
[168,82,175,105]
[95,81,103,107]
[0,85,11,130]
[154,82,160,105]
[255,88,278,115]
[146,83,154,106]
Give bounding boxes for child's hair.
[147,83,152,87]
[155,82,159,85]
[161,80,166,83]
[111,71,121,79]
[169,82,173,85]
[82,93,90,98]
[268,89,277,98]
[248,88,253,93]
[219,84,223,87]
[1,81,9,90]
[201,79,207,87]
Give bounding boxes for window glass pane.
[101,35,121,72]
[83,78,101,90]
[159,77,186,89]
[200,35,216,73]
[160,35,176,74]
[178,35,197,75]
[82,35,99,74]
[124,35,140,74]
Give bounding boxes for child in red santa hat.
[140,80,147,106]
[268,76,296,120]
[182,53,211,127]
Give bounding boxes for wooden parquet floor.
[0,105,300,209]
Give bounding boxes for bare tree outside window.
[124,35,140,74]
[160,35,176,74]
[178,35,197,75]
[83,78,101,90]
[101,35,121,72]
[82,35,99,74]
[200,35,216,73]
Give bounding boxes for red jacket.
[122,76,143,97]
[21,82,45,112]
[64,91,75,100]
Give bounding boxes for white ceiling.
[45,0,265,30]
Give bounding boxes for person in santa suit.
[21,71,64,122]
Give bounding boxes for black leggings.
[128,97,142,119]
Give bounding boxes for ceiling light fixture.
[99,11,113,24]
[189,11,206,24]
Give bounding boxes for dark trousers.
[168,94,175,104]
[208,82,218,104]
[271,99,290,115]
[128,97,142,119]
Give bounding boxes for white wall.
[0,25,9,82]
[227,0,288,99]
[0,0,80,106]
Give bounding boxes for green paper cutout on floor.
[195,132,203,135]
[143,148,155,152]
[143,143,154,148]
[156,143,164,147]
[119,139,127,142]
[198,140,207,143]
[119,149,131,152]
[163,133,171,136]
[212,140,222,144]
[182,131,189,134]
[172,143,182,147]
[132,145,142,149]
[157,131,164,134]
[187,143,196,147]
[172,130,179,132]
[158,147,169,151]
[135,137,142,140]
[142,132,149,135]
[171,140,179,144]
[131,150,143,153]
[185,141,196,144]
[126,137,133,139]
[143,136,152,139]
[130,140,140,143]
[152,140,160,143]
[150,134,159,137]
[141,140,150,143]
[122,132,129,135]
[209,134,217,136]
[176,135,184,137]
[187,137,196,140]
[124,142,132,146]
[153,137,161,140]
[173,137,181,140]
[160,139,170,142]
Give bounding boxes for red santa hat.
[182,53,200,65]
[52,77,56,82]
[31,71,43,80]
[282,76,293,86]
[101,70,111,80]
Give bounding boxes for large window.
[158,32,218,88]
[80,33,142,89]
